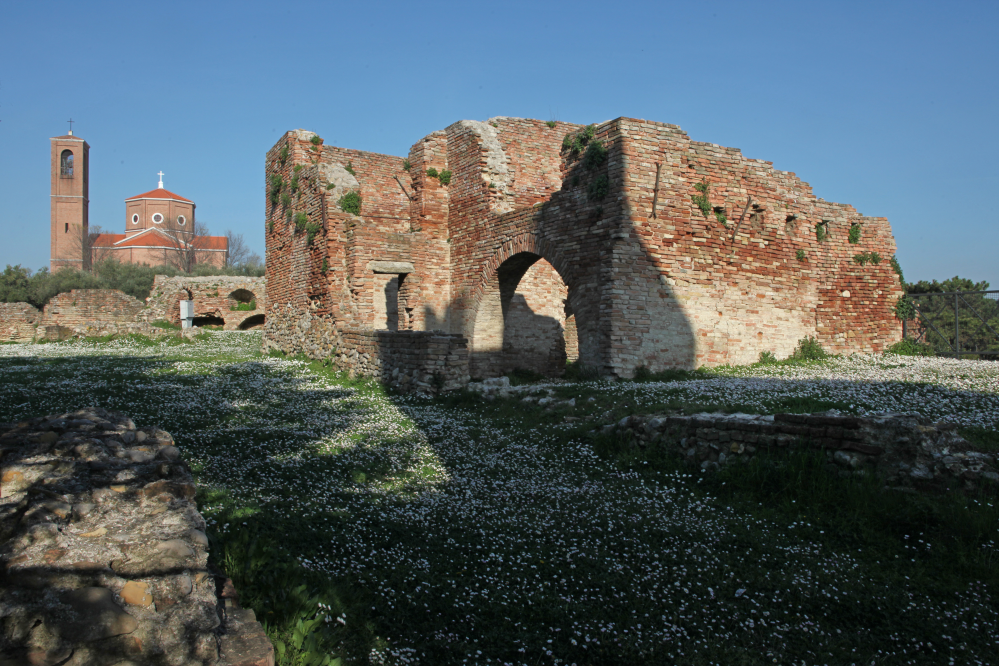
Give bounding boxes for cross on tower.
[67,118,74,135]
[157,171,164,189]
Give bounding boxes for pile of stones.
[609,410,998,491]
[0,408,273,666]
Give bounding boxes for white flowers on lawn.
[0,334,996,665]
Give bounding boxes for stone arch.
[228,288,256,304]
[60,150,74,177]
[466,233,597,378]
[238,313,266,330]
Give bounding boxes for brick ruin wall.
[0,276,268,342]
[145,275,267,330]
[263,116,902,381]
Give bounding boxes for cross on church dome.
[157,171,164,189]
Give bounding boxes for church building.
[50,128,228,270]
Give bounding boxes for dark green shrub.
[713,206,727,226]
[545,120,556,128]
[281,192,291,208]
[269,174,283,205]
[791,336,827,361]
[344,161,356,176]
[588,175,609,200]
[887,338,934,356]
[309,135,322,146]
[894,295,916,320]
[268,220,275,234]
[230,301,257,312]
[691,193,711,215]
[321,257,329,273]
[290,174,300,193]
[402,159,411,172]
[848,223,861,244]
[815,222,828,242]
[796,249,806,261]
[583,140,607,170]
[758,350,778,364]
[338,191,362,215]
[438,169,452,186]
[562,124,596,154]
[425,167,439,179]
[278,144,289,164]
[869,251,881,265]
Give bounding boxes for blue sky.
[1,0,996,286]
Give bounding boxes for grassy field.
[0,333,996,665]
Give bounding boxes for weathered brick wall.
[334,329,469,394]
[264,115,902,381]
[146,275,267,330]
[0,303,42,342]
[43,290,146,328]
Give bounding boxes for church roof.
[125,188,194,203]
[91,228,227,251]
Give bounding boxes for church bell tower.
[50,122,90,270]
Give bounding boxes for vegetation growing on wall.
[402,159,411,172]
[690,181,712,216]
[425,167,452,186]
[815,221,829,242]
[338,191,362,215]
[562,124,596,155]
[344,161,356,176]
[890,254,904,283]
[588,175,609,201]
[848,223,862,244]
[269,174,284,206]
[293,212,309,233]
[279,143,290,165]
[853,251,882,266]
[796,249,807,261]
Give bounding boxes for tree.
[225,229,251,267]
[160,217,217,273]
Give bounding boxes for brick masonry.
[264,117,903,381]
[145,276,267,330]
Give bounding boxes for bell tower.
[50,121,90,270]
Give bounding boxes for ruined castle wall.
[608,118,902,371]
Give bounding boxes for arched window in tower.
[60,150,74,177]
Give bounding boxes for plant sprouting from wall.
[268,220,275,234]
[588,174,609,201]
[310,135,323,146]
[894,295,916,321]
[402,159,411,172]
[583,140,607,170]
[890,254,904,284]
[344,161,356,176]
[305,222,321,245]
[562,124,596,155]
[321,257,329,273]
[338,191,362,215]
[848,223,862,244]
[691,181,712,216]
[853,251,882,266]
[815,221,829,242]
[425,167,452,186]
[796,249,806,261]
[426,167,439,179]
[713,206,728,226]
[281,192,292,209]
[279,143,290,165]
[291,165,302,193]
[269,174,284,206]
[293,212,309,233]
[545,120,556,128]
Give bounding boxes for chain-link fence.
[901,290,999,358]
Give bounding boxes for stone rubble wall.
[0,408,273,666]
[610,410,997,491]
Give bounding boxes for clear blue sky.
[1,0,996,286]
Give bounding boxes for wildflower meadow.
[0,332,996,665]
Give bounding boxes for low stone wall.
[263,303,470,394]
[610,410,998,491]
[335,329,470,394]
[44,289,147,328]
[0,408,274,665]
[0,303,42,342]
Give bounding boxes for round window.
[131,213,139,225]
[177,215,187,226]
[152,213,164,224]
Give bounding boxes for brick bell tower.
[50,122,90,270]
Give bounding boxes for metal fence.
[902,290,999,358]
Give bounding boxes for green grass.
[0,335,996,664]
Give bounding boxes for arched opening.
[228,289,257,312]
[192,316,225,328]
[60,150,74,177]
[238,314,266,330]
[470,252,572,379]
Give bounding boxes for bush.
[338,191,362,215]
[425,167,439,179]
[791,336,827,361]
[796,249,807,261]
[402,159,411,172]
[438,169,452,186]
[894,295,916,321]
[887,338,934,357]
[848,223,861,244]
[758,351,778,364]
[583,140,607,170]
[293,212,309,232]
